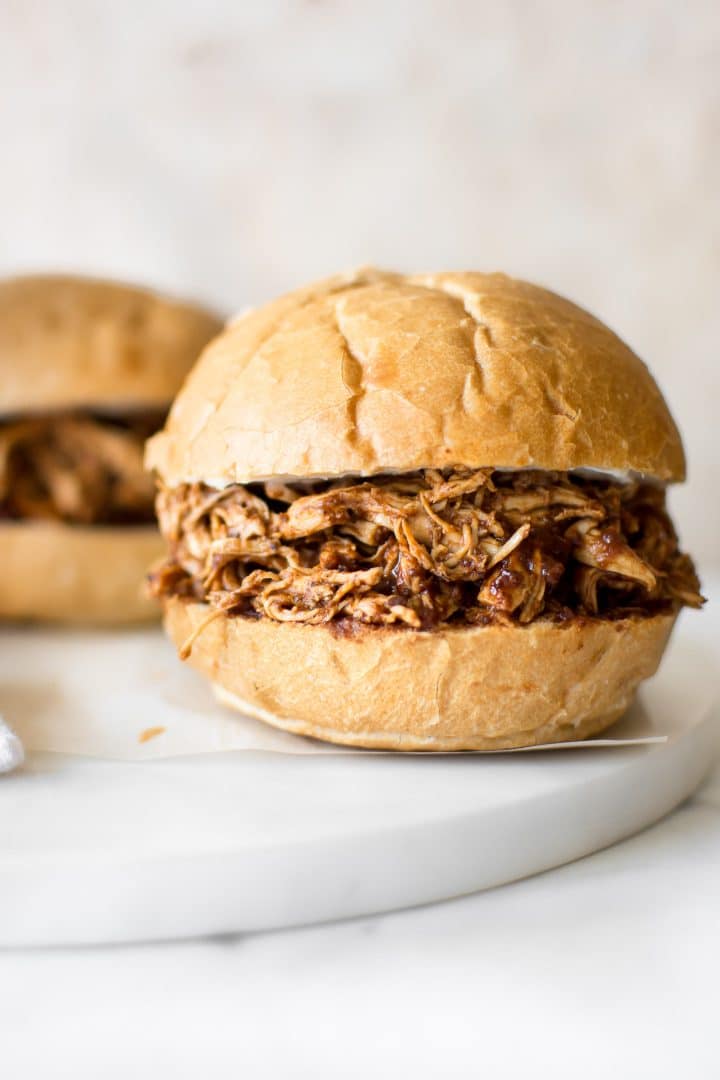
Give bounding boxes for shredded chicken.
[150,468,704,645]
[0,413,160,525]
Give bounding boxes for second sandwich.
[0,275,222,623]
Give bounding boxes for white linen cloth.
[0,713,24,773]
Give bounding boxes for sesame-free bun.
[0,521,164,623]
[165,597,676,750]
[146,267,685,485]
[0,274,223,416]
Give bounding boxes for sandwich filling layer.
[150,468,703,640]
[0,413,160,525]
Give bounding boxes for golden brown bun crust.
[164,597,676,750]
[0,521,164,623]
[0,275,223,415]
[147,268,685,485]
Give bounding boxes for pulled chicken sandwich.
[146,268,703,750]
[0,275,222,623]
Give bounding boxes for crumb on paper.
[0,714,25,774]
[138,725,167,744]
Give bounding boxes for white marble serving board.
[0,598,718,946]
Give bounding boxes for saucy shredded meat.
[150,469,704,647]
[0,413,160,525]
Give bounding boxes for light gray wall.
[1,0,717,568]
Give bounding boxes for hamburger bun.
[148,268,689,749]
[146,267,684,485]
[165,597,676,750]
[0,274,223,416]
[0,520,164,624]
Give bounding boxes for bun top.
[0,275,223,415]
[146,268,685,485]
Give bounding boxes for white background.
[1,4,718,1076]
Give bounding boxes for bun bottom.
[0,520,163,624]
[164,597,676,751]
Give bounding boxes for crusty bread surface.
[0,521,164,623]
[0,274,223,415]
[164,596,676,750]
[147,268,685,485]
